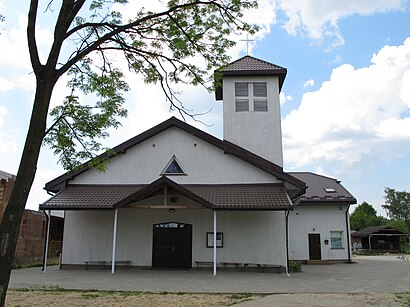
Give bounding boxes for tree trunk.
[0,72,55,307]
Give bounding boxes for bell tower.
[215,56,287,167]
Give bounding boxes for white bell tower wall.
[222,75,283,167]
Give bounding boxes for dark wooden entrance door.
[152,222,192,269]
[308,233,321,260]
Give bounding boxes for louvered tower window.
[234,82,268,112]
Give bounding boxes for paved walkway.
[9,256,410,294]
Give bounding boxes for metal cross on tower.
[240,35,255,55]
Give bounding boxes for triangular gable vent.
[161,155,186,175]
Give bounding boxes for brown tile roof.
[40,185,143,210]
[40,177,293,211]
[220,56,286,73]
[215,56,287,99]
[288,172,356,204]
[186,184,292,210]
[45,117,305,194]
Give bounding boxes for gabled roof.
[113,176,214,209]
[289,172,356,204]
[220,56,287,74]
[45,117,305,193]
[352,226,409,237]
[40,177,294,211]
[215,56,287,100]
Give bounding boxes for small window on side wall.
[330,231,343,249]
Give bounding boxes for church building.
[40,56,356,273]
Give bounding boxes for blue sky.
[0,0,409,215]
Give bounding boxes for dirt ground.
[5,290,410,307]
[6,290,258,307]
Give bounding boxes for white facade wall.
[288,204,350,261]
[222,76,283,166]
[62,209,287,267]
[72,127,280,185]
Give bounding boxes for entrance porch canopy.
[40,176,295,211]
[40,177,295,275]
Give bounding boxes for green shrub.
[289,261,302,273]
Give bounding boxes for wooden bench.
[195,261,214,268]
[85,260,131,270]
[220,262,242,271]
[84,261,106,270]
[106,260,131,269]
[243,263,283,273]
[195,261,242,271]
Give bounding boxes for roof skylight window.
[324,188,336,193]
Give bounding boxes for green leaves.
[350,202,385,231]
[44,0,258,171]
[383,188,410,229]
[45,59,128,171]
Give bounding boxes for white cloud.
[0,15,52,92]
[280,92,293,105]
[283,38,410,172]
[0,106,17,153]
[114,0,276,58]
[26,167,59,210]
[277,0,407,48]
[303,79,315,88]
[0,105,6,126]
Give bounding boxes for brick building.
[0,170,46,264]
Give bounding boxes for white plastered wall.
[72,127,280,185]
[62,209,287,267]
[222,76,283,167]
[288,204,350,261]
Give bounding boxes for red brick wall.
[0,178,14,221]
[1,175,46,264]
[14,210,46,264]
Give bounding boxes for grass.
[12,257,60,269]
[396,292,410,307]
[226,293,255,305]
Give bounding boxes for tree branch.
[57,0,221,78]
[27,0,42,72]
[47,0,87,69]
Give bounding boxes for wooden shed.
[351,226,409,252]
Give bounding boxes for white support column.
[111,209,118,274]
[42,210,51,273]
[213,210,217,276]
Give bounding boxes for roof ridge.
[289,171,339,182]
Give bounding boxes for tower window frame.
[234,82,268,112]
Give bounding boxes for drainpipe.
[213,210,217,276]
[345,205,351,262]
[285,209,290,277]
